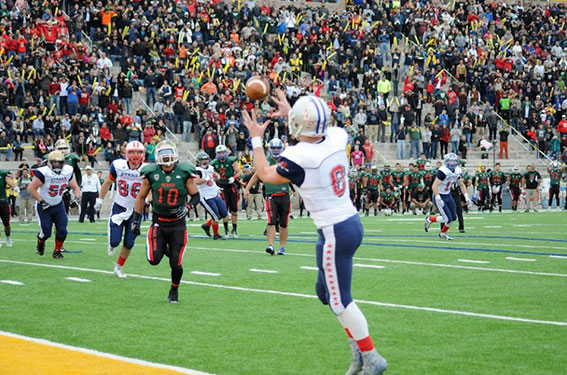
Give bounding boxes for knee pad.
[316,281,328,305]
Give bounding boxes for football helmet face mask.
[155,140,178,167]
[288,95,332,138]
[125,141,145,168]
[48,151,65,174]
[268,138,284,160]
[54,139,71,157]
[215,145,228,161]
[196,151,210,167]
[444,153,459,172]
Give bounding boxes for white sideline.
[506,257,537,262]
[354,264,385,269]
[1,259,566,327]
[249,268,279,274]
[458,259,490,264]
[65,277,92,283]
[0,330,212,375]
[190,247,567,278]
[300,266,318,271]
[191,271,221,277]
[0,280,24,285]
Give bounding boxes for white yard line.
[549,255,567,259]
[190,247,567,278]
[191,271,220,277]
[458,259,490,264]
[506,257,537,262]
[0,330,212,375]
[65,277,92,283]
[0,259,565,327]
[79,238,96,241]
[354,264,386,269]
[249,268,279,274]
[299,266,318,271]
[484,226,502,228]
[0,280,24,285]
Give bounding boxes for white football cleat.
[345,338,363,375]
[5,237,12,247]
[439,233,453,241]
[114,265,127,278]
[361,349,387,375]
[107,245,116,257]
[424,215,431,232]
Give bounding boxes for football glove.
[69,196,80,208]
[94,198,103,211]
[435,194,444,208]
[131,212,142,236]
[228,177,235,184]
[464,193,472,208]
[39,200,50,210]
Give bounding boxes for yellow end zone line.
[0,330,212,375]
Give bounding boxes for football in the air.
[245,76,270,100]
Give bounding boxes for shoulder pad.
[228,156,238,163]
[178,162,196,175]
[141,163,159,177]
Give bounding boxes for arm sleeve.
[435,170,447,181]
[108,162,117,181]
[276,157,306,187]
[34,170,45,184]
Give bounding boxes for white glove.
[94,198,103,211]
[435,194,444,208]
[464,193,472,207]
[13,186,20,194]
[228,177,235,184]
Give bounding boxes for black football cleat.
[36,241,45,256]
[167,288,178,303]
[201,224,211,237]
[213,234,225,240]
[52,250,64,259]
[265,245,275,255]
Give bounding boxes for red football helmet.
[126,141,145,168]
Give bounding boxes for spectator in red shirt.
[200,128,218,158]
[362,139,374,164]
[100,123,112,142]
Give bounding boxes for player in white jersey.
[424,153,472,240]
[28,151,81,259]
[195,151,228,240]
[243,91,387,375]
[97,141,146,278]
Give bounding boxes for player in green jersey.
[210,145,242,238]
[363,166,381,216]
[547,161,564,210]
[474,166,491,211]
[0,169,18,247]
[422,162,436,191]
[391,163,407,213]
[380,164,394,191]
[245,139,290,255]
[406,164,423,213]
[415,153,430,171]
[132,140,200,303]
[52,139,83,186]
[348,167,359,209]
[357,164,371,211]
[379,186,396,214]
[489,163,507,212]
[507,166,523,211]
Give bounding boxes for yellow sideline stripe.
[0,331,211,375]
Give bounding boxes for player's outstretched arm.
[270,89,291,119]
[242,109,290,185]
[69,177,81,199]
[244,171,260,199]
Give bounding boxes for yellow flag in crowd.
[48,103,56,116]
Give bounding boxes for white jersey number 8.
[331,165,346,197]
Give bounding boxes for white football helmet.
[126,141,145,168]
[551,160,560,170]
[155,140,178,167]
[54,139,71,156]
[48,150,65,174]
[288,95,332,138]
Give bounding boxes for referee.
[79,166,101,223]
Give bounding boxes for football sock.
[356,336,375,352]
[441,225,450,233]
[171,282,179,290]
[337,302,370,343]
[205,219,212,227]
[429,216,437,222]
[5,227,10,236]
[54,239,64,252]
[171,267,183,288]
[223,221,229,233]
[117,256,126,267]
[212,222,219,236]
[232,223,237,232]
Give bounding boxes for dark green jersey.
[381,170,393,187]
[380,191,395,202]
[462,172,471,185]
[408,171,423,189]
[141,162,196,219]
[0,169,10,202]
[391,171,405,187]
[550,170,562,186]
[366,173,381,191]
[490,171,506,186]
[476,173,490,188]
[422,170,436,187]
[509,173,523,187]
[211,156,238,187]
[264,157,290,196]
[416,159,429,170]
[358,171,368,187]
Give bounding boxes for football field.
[0,211,566,375]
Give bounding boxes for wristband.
[251,136,263,149]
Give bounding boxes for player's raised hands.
[270,89,291,118]
[242,109,270,138]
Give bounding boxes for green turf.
[0,211,566,374]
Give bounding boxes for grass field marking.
[79,238,97,241]
[354,264,386,269]
[0,280,24,285]
[249,268,279,274]
[2,259,567,327]
[190,247,567,278]
[550,255,567,259]
[0,330,213,375]
[191,271,221,277]
[458,259,490,264]
[506,257,537,262]
[484,226,502,228]
[300,266,319,271]
[65,277,92,283]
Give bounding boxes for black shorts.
[367,190,379,203]
[265,194,291,228]
[146,217,187,269]
[510,186,521,201]
[0,201,10,226]
[221,185,239,213]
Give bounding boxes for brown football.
[245,76,270,100]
